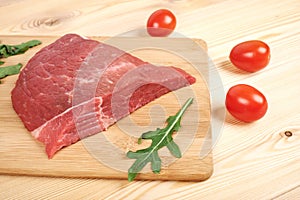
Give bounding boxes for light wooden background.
[0,0,300,199]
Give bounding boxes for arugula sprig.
[127,98,193,181]
[0,63,23,79]
[0,39,41,83]
[0,40,41,58]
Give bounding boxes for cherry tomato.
[147,9,176,37]
[225,84,268,122]
[229,40,270,72]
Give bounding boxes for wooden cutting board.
[0,35,212,181]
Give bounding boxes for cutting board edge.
[0,157,213,181]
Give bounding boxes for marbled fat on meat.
[11,34,196,158]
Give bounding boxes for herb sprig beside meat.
[0,40,41,83]
[0,40,41,58]
[127,98,193,181]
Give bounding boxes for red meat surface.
[11,34,196,158]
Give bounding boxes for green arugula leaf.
[127,98,193,181]
[0,63,23,82]
[0,39,41,83]
[0,40,41,58]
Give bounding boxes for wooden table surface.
[0,0,299,199]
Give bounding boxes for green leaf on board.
[0,40,41,58]
[0,63,23,83]
[127,98,193,181]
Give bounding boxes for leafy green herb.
[0,40,41,58]
[127,98,193,181]
[0,63,23,81]
[0,39,41,83]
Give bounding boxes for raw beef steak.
[11,34,196,158]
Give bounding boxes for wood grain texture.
[0,0,300,199]
[274,186,300,200]
[0,35,212,181]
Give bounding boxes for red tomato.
[229,40,270,72]
[147,9,176,37]
[225,84,268,122]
